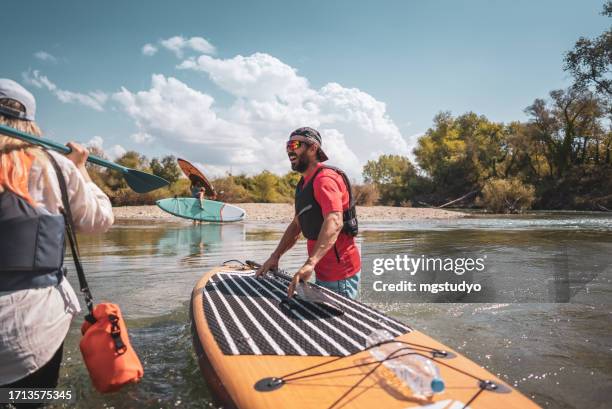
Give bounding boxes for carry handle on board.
[0,123,169,193]
[246,260,289,279]
[245,260,332,305]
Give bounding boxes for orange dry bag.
[80,304,144,392]
[49,153,144,393]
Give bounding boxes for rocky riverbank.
[113,203,466,223]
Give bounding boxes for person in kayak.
[256,127,361,299]
[0,79,114,398]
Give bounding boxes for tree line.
[364,2,611,212]
[85,150,304,206]
[88,2,611,212]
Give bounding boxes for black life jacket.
[295,165,358,241]
[0,190,66,291]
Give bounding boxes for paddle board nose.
[156,198,245,222]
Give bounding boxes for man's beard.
[290,152,310,172]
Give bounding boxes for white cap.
[0,79,36,121]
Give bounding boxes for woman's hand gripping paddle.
[0,123,169,193]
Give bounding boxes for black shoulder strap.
[45,151,95,317]
[296,176,305,191]
[296,166,326,192]
[305,166,326,188]
[321,165,355,208]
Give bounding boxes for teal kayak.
[156,198,245,222]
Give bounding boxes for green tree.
[363,154,418,205]
[151,155,181,184]
[106,151,148,191]
[564,1,612,97]
[232,173,256,192]
[413,112,508,199]
[524,88,607,177]
[213,174,251,202]
[477,178,536,213]
[251,171,287,203]
[150,158,163,179]
[279,171,301,198]
[502,121,552,182]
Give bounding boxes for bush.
[250,171,293,203]
[212,171,299,203]
[363,154,418,205]
[353,183,380,206]
[536,164,612,210]
[477,178,535,213]
[212,175,252,203]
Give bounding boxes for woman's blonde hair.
[0,98,46,204]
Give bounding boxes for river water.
[51,212,612,409]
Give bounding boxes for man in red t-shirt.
[256,127,361,299]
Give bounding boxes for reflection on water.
[368,211,612,231]
[51,213,612,409]
[361,229,612,303]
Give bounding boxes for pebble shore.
[113,203,465,223]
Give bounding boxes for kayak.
[190,263,541,409]
[177,158,216,198]
[156,198,245,222]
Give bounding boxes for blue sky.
[2,0,608,178]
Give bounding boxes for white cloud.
[142,43,158,56]
[86,135,104,149]
[23,70,56,90]
[174,52,411,178]
[85,136,126,160]
[177,53,310,101]
[34,51,57,63]
[114,52,411,180]
[109,144,127,159]
[36,41,410,180]
[23,70,108,111]
[158,36,215,58]
[114,74,257,168]
[130,131,155,144]
[24,39,414,180]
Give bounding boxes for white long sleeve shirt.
[0,151,113,384]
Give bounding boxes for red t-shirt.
[300,163,361,281]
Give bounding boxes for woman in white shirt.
[0,79,114,397]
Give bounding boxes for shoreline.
[113,203,466,223]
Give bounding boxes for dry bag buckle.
[109,314,127,355]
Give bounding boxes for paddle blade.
[124,169,170,193]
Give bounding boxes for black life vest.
[295,165,358,241]
[0,190,66,291]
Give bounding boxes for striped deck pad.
[201,270,412,357]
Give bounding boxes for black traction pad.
[199,270,411,356]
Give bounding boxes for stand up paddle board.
[190,263,540,409]
[177,158,216,198]
[156,198,245,222]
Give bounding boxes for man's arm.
[287,211,342,297]
[255,215,302,277]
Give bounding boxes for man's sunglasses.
[286,140,311,151]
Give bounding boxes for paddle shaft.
[0,123,127,173]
